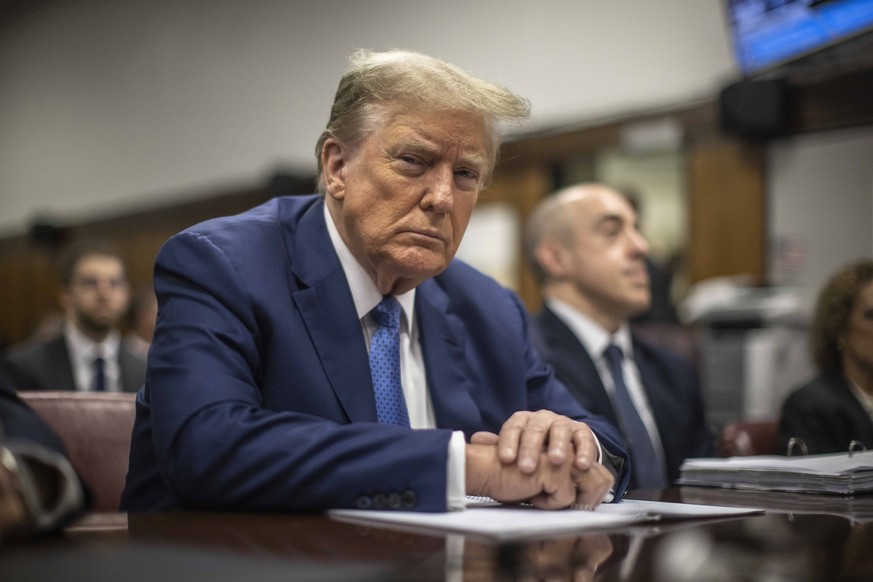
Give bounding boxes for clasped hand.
[465,410,613,510]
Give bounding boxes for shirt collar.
[323,203,416,332]
[64,320,121,361]
[546,297,633,359]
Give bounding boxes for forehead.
[370,106,491,161]
[73,254,124,275]
[570,188,636,222]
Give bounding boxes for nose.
[628,228,649,256]
[421,166,454,214]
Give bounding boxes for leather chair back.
[19,391,136,512]
[719,420,779,457]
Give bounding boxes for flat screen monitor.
[725,0,873,75]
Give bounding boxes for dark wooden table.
[3,488,873,581]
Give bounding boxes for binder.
[678,441,873,495]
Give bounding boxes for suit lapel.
[48,336,77,391]
[540,308,617,425]
[416,279,482,436]
[287,199,377,423]
[632,339,667,423]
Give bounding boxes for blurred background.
[1,0,872,433]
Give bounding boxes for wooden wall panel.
[687,140,766,285]
[484,164,552,312]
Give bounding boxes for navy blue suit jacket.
[531,307,713,487]
[122,196,629,512]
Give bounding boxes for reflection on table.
[1,488,872,581]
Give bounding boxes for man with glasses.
[1,239,146,393]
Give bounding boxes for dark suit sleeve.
[0,375,64,453]
[0,374,87,534]
[141,232,453,512]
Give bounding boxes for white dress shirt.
[324,204,467,509]
[63,322,124,392]
[546,298,668,474]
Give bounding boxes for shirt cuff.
[446,430,467,510]
[590,430,615,503]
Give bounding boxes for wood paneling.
[0,180,312,347]
[687,141,766,285]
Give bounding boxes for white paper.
[328,499,761,541]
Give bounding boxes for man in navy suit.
[122,50,629,513]
[525,183,712,490]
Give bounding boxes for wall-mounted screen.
[725,0,873,74]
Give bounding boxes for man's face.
[560,188,651,323]
[61,255,130,336]
[323,106,489,294]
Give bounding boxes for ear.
[535,239,571,280]
[321,137,349,201]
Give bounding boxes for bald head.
[525,183,651,331]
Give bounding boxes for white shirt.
[546,298,668,474]
[63,322,124,392]
[324,204,467,509]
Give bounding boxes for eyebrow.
[393,135,489,171]
[594,213,625,227]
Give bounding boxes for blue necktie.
[92,356,106,392]
[369,296,409,427]
[603,344,667,489]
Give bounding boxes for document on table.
[328,499,762,541]
[678,450,873,494]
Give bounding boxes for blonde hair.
[315,49,530,192]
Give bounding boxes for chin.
[395,249,450,278]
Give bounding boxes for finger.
[570,464,613,510]
[545,420,574,465]
[529,452,579,510]
[515,411,554,473]
[470,431,499,446]
[571,424,598,470]
[496,412,528,466]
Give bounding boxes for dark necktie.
[92,356,106,392]
[603,344,667,489]
[369,296,409,427]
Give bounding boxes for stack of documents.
[681,486,873,524]
[678,450,873,494]
[329,499,761,541]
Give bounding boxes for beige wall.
[0,0,735,237]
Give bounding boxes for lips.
[404,228,447,245]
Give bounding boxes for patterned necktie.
[369,296,409,427]
[92,356,106,392]
[603,344,667,489]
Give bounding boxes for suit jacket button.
[401,490,416,509]
[355,496,373,509]
[373,494,387,509]
[388,493,402,509]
